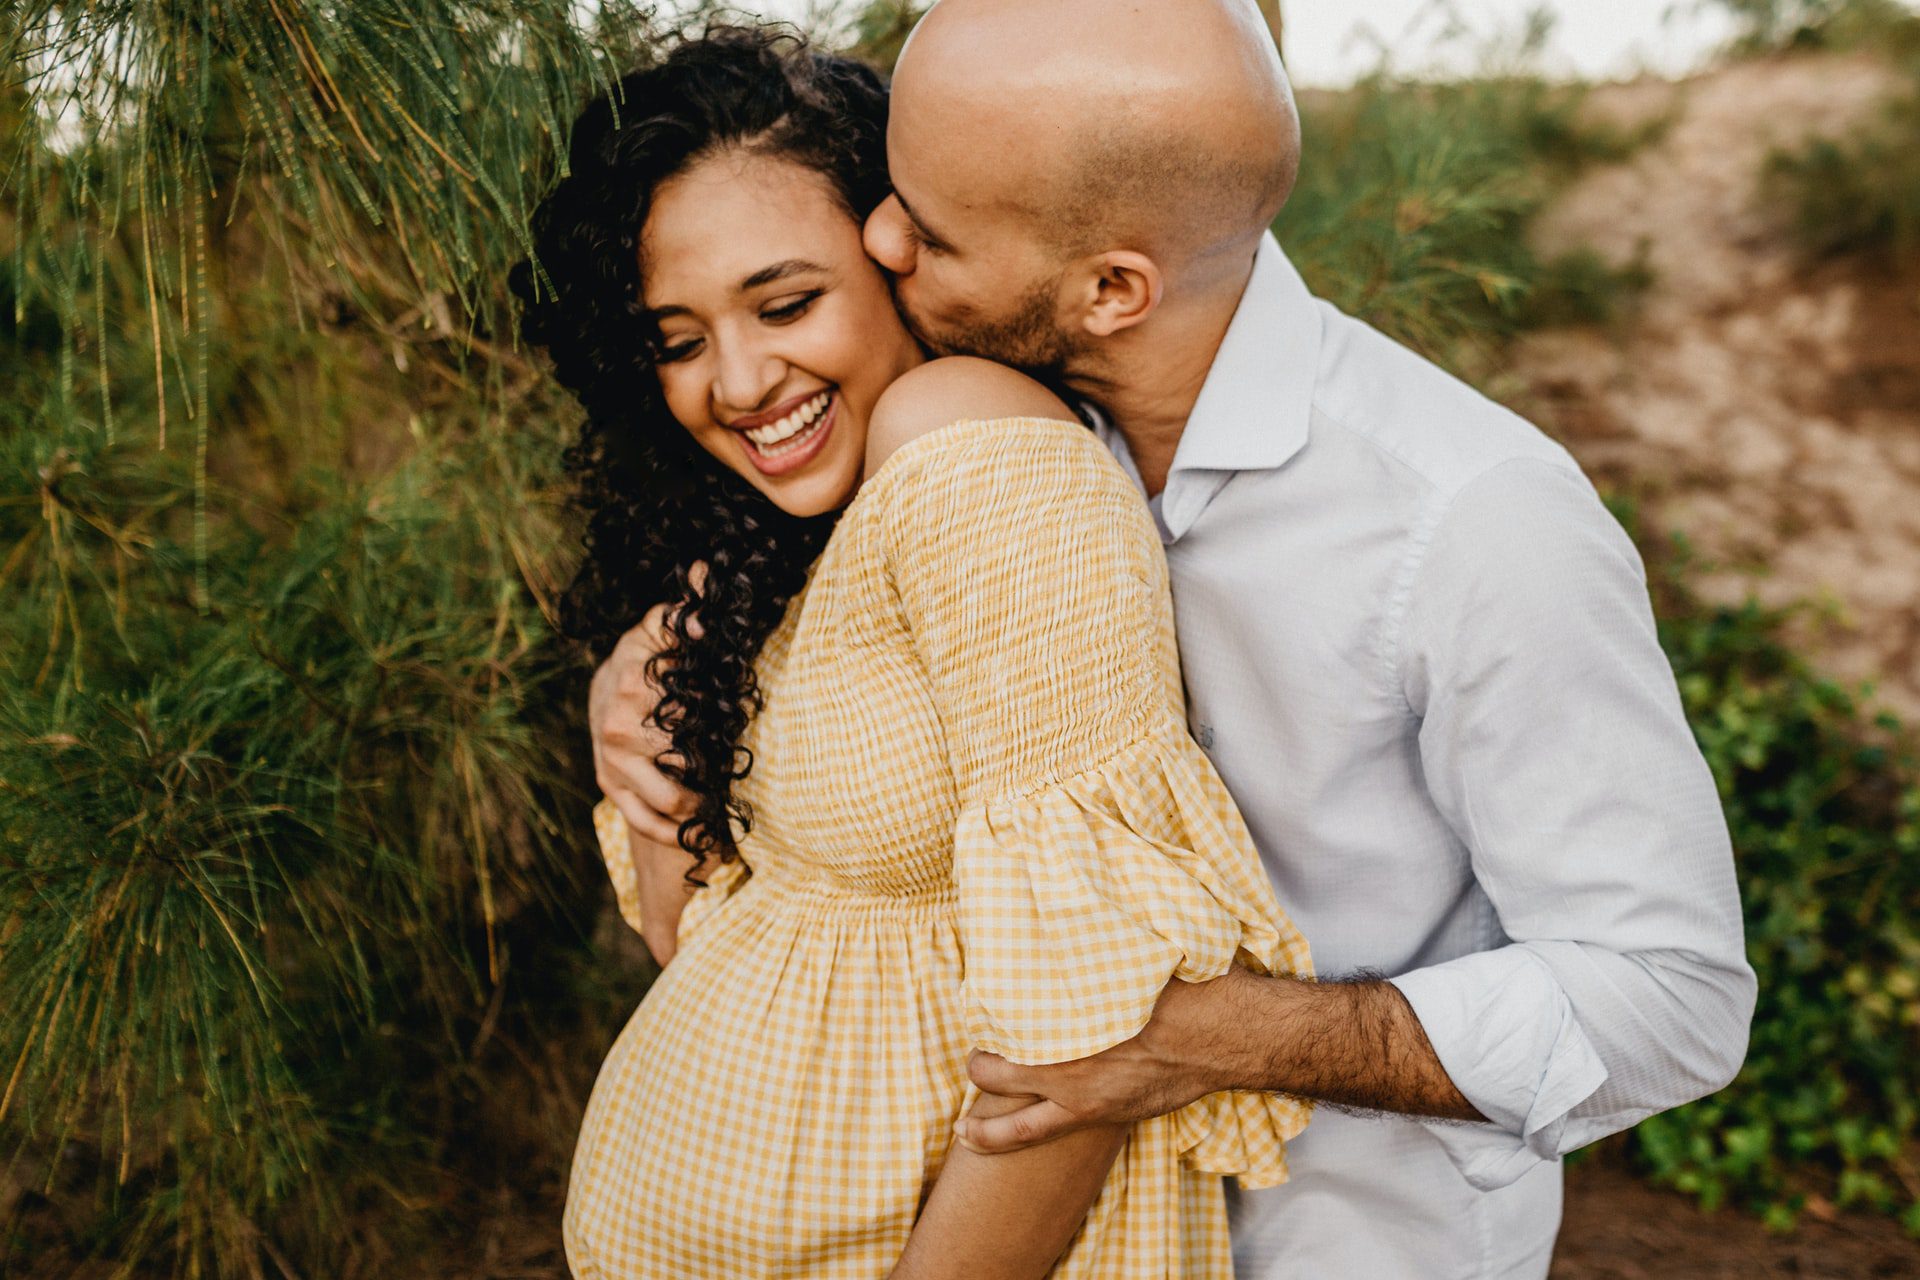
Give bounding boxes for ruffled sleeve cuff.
[956,727,1314,1187]
[590,798,748,947]
[592,797,648,938]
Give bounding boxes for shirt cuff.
[1389,947,1610,1191]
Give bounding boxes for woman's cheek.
[657,367,704,433]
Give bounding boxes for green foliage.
[1280,74,1657,366]
[1,311,600,1269]
[0,3,680,1272]
[850,0,927,68]
[1764,73,1920,263]
[1734,0,1920,266]
[1713,0,1920,55]
[1621,527,1920,1227]
[5,0,660,347]
[2,0,668,610]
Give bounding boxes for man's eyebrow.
[892,193,952,248]
[646,259,830,320]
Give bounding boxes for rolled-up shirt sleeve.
[1387,456,1756,1192]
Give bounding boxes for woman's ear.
[1072,250,1164,338]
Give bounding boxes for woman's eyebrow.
[739,258,830,290]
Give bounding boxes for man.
[588,1,1756,1274]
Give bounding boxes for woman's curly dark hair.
[509,25,893,872]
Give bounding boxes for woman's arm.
[631,828,712,967]
[888,1091,1127,1280]
[866,364,1124,1277]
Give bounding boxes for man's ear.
[1072,250,1164,338]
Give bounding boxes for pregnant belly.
[564,880,969,1277]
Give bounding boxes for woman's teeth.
[745,391,833,455]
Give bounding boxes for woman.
[511,26,1311,1279]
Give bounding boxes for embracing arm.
[1379,460,1752,1185]
[962,460,1754,1188]
[958,968,1477,1165]
[589,597,717,965]
[591,784,713,968]
[959,967,1476,1157]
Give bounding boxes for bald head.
[893,0,1300,270]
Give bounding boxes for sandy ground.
[1510,52,1920,720]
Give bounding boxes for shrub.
[1764,76,1920,264]
[1714,0,1920,57]
[0,356,606,1269]
[1280,73,1656,366]
[1627,524,1920,1232]
[1722,0,1920,267]
[0,3,668,1271]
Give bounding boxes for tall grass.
[0,3,698,1273]
[1,274,603,1270]
[1278,74,1657,369]
[1756,0,1920,265]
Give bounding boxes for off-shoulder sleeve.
[866,416,1313,1186]
[590,797,747,947]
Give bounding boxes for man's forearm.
[955,967,1486,1157]
[1195,970,1485,1122]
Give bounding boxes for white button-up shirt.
[1089,233,1756,1279]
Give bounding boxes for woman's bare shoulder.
[863,358,1078,477]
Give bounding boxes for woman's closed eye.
[651,291,824,363]
[761,290,823,324]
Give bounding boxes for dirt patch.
[1510,52,1920,719]
[1554,1159,1920,1278]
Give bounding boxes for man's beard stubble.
[890,272,1083,387]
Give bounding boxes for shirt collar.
[1166,231,1321,477]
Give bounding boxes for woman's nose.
[714,338,784,416]
[863,196,916,277]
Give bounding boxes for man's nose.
[863,196,916,276]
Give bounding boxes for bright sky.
[732,1,1899,86]
[1283,1,1742,85]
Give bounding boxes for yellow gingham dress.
[564,417,1313,1279]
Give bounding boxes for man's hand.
[955,967,1484,1155]
[588,601,701,846]
[954,970,1250,1154]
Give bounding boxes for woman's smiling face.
[640,148,923,517]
